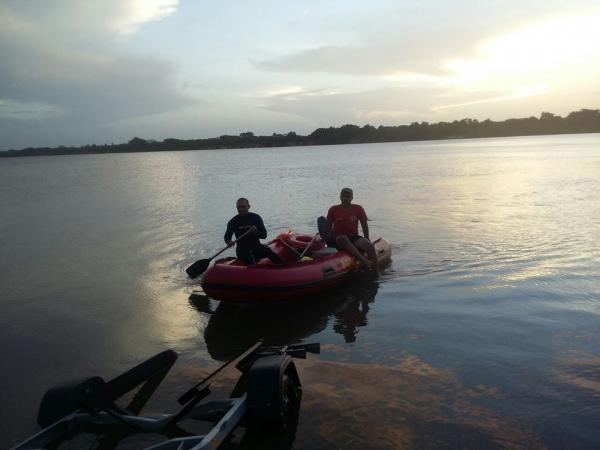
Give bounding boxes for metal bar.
[142,396,248,450]
[178,341,262,405]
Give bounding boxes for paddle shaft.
[298,232,319,259]
[186,227,255,278]
[212,227,253,259]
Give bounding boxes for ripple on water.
[387,234,600,303]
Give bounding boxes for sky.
[1,0,600,150]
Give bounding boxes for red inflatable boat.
[200,231,392,303]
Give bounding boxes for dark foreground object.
[11,341,319,450]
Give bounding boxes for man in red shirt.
[323,187,378,271]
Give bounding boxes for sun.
[444,13,600,87]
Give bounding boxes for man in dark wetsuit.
[224,198,283,265]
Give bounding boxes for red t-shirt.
[326,204,367,238]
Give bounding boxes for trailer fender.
[37,376,107,427]
[246,355,301,427]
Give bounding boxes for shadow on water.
[189,276,380,362]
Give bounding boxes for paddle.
[186,228,252,279]
[298,232,319,260]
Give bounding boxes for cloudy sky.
[1,0,599,150]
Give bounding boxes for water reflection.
[189,278,380,361]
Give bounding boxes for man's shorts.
[330,234,363,249]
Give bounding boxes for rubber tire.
[280,373,299,428]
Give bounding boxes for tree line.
[2,108,599,157]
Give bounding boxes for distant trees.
[2,109,599,157]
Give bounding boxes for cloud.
[255,7,600,98]
[257,82,562,127]
[0,0,179,37]
[254,10,600,128]
[252,6,513,77]
[0,100,65,120]
[432,85,550,112]
[0,32,196,121]
[259,86,443,126]
[113,0,179,34]
[0,1,195,149]
[255,42,456,76]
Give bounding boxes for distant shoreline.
[2,108,599,158]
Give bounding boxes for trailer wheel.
[246,355,302,430]
[241,371,300,447]
[280,373,299,427]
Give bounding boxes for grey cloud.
[0,18,194,123]
[260,86,514,126]
[253,28,484,76]
[0,3,195,149]
[0,44,197,148]
[251,3,519,77]
[260,87,441,125]
[256,44,442,76]
[253,2,575,77]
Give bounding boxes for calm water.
[1,134,599,449]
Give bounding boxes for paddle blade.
[186,258,211,279]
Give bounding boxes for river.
[1,134,599,449]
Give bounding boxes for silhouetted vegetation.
[2,109,599,157]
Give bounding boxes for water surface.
[1,134,599,448]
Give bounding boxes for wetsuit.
[224,212,283,265]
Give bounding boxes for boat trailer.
[11,340,319,449]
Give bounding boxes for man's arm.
[254,214,267,239]
[359,217,369,240]
[358,207,369,240]
[224,218,235,245]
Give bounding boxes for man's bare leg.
[336,235,373,270]
[355,238,378,274]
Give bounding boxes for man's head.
[236,197,250,216]
[340,187,353,206]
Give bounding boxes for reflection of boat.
[194,279,380,361]
[200,231,391,303]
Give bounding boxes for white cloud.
[353,109,419,121]
[260,86,443,126]
[432,85,550,112]
[257,86,340,101]
[258,86,307,98]
[113,0,179,34]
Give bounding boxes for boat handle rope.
[278,237,302,256]
[298,233,319,260]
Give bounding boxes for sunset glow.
[1,2,599,150]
